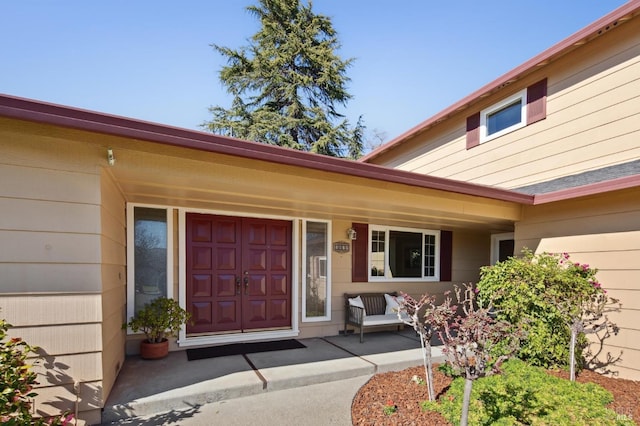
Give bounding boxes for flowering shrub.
[1,317,40,424]
[476,249,617,371]
[0,316,73,425]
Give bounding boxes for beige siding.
[18,323,102,354]
[374,17,640,190]
[0,163,101,204]
[32,352,103,385]
[0,197,100,234]
[100,169,126,403]
[31,381,102,419]
[516,188,640,379]
[0,294,101,326]
[1,130,108,424]
[0,295,104,423]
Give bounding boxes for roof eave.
[0,93,534,205]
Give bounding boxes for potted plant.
[123,297,192,359]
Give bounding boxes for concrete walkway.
[102,330,444,425]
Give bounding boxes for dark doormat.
[186,339,306,361]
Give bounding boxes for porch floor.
[102,329,444,424]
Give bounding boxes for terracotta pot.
[140,339,169,360]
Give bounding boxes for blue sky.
[1,1,628,145]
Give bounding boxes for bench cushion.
[362,313,407,326]
[363,314,401,326]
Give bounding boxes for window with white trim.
[126,205,173,322]
[302,220,331,321]
[480,89,526,143]
[369,226,440,281]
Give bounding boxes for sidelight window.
[302,220,331,321]
[126,205,172,322]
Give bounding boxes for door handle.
[235,276,241,296]
[243,271,249,295]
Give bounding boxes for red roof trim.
[361,0,640,162]
[532,174,640,205]
[0,93,533,204]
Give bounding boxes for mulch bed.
[351,364,640,425]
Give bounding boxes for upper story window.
[466,78,547,149]
[369,225,440,282]
[480,89,527,143]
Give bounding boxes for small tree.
[396,293,455,401]
[435,284,522,426]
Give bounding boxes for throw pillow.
[384,293,405,315]
[348,296,366,316]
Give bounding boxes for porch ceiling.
[107,139,521,232]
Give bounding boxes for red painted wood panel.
[242,218,292,330]
[466,112,481,150]
[186,214,292,334]
[186,214,242,333]
[439,230,453,281]
[351,223,369,282]
[527,78,547,125]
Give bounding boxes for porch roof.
[0,93,530,205]
[0,93,529,232]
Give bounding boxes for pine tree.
[204,0,363,158]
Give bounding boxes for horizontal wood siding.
[31,381,102,419]
[100,169,126,402]
[516,188,640,380]
[1,130,107,423]
[375,18,640,190]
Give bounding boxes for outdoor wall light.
[107,148,116,166]
[347,227,357,240]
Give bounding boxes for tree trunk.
[569,325,577,381]
[425,340,435,401]
[420,331,435,401]
[461,378,473,426]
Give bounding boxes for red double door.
[186,213,292,334]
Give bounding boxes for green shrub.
[1,317,40,424]
[476,250,604,369]
[422,359,632,425]
[0,317,72,425]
